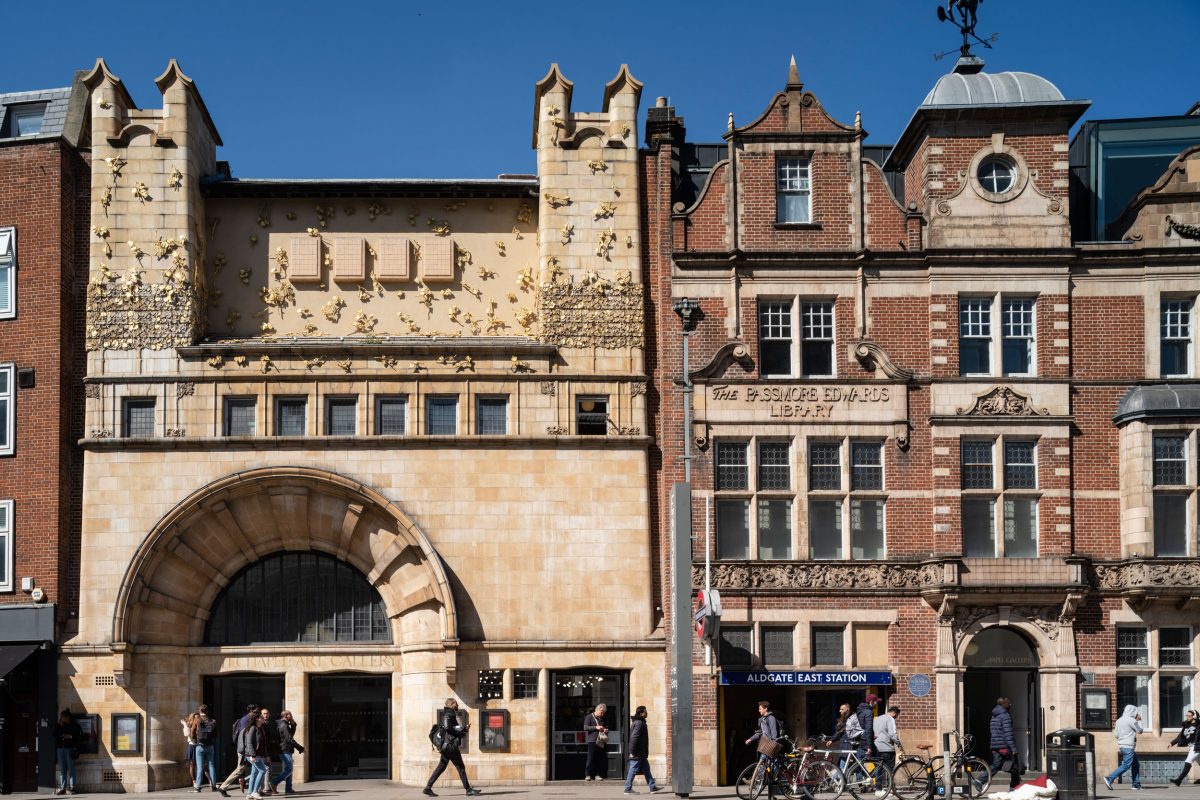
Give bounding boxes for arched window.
[964,626,1038,668]
[205,552,391,645]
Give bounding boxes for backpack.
[845,712,864,743]
[196,719,216,746]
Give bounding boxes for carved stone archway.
[112,466,458,653]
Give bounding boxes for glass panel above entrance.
[964,626,1039,668]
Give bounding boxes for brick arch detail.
[112,466,458,648]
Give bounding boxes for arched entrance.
[963,627,1040,770]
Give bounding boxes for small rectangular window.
[759,301,793,378]
[776,157,812,223]
[325,397,357,436]
[1154,494,1188,557]
[762,627,794,667]
[1154,436,1187,485]
[1001,298,1035,376]
[809,442,841,491]
[576,396,608,435]
[123,398,156,438]
[0,228,14,319]
[758,442,790,490]
[0,363,12,455]
[1116,675,1149,725]
[851,442,883,491]
[959,298,993,375]
[757,499,792,560]
[223,397,257,437]
[1117,627,1149,666]
[719,625,754,667]
[961,441,994,490]
[374,396,407,435]
[1003,498,1038,557]
[851,499,885,559]
[963,498,996,557]
[1161,298,1193,378]
[1004,441,1037,489]
[512,669,539,699]
[808,500,843,560]
[812,626,845,666]
[715,441,749,490]
[426,396,458,436]
[1160,628,1193,666]
[716,499,750,560]
[275,397,307,437]
[800,301,834,376]
[0,499,12,592]
[10,104,45,137]
[1160,675,1193,729]
[478,669,503,701]
[476,397,508,435]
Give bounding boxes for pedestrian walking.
[623,706,661,795]
[273,710,303,794]
[423,698,481,797]
[192,705,218,792]
[242,713,268,800]
[873,704,904,772]
[183,711,199,790]
[260,708,280,795]
[989,697,1021,790]
[583,703,610,781]
[745,700,781,763]
[217,703,259,797]
[1103,705,1143,791]
[834,703,853,749]
[853,694,880,761]
[1169,709,1199,786]
[53,709,82,795]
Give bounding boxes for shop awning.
[0,643,38,678]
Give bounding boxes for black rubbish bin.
[1046,728,1094,800]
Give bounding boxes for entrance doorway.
[307,674,389,779]
[204,674,286,778]
[550,670,629,780]
[963,627,1041,770]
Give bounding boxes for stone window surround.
[0,226,15,320]
[0,498,11,593]
[757,295,839,379]
[1109,615,1197,732]
[713,436,794,560]
[1150,428,1199,558]
[958,293,1038,378]
[807,438,887,561]
[1159,293,1196,379]
[1139,282,1200,380]
[716,609,896,669]
[774,151,815,227]
[960,434,1042,558]
[966,137,1031,205]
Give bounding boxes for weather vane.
[935,0,998,61]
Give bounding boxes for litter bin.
[1046,729,1095,800]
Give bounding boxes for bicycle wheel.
[751,761,771,800]
[891,757,932,800]
[737,763,759,800]
[800,759,845,800]
[956,757,991,798]
[777,758,806,799]
[847,757,892,800]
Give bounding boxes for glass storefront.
[308,674,390,779]
[550,670,628,780]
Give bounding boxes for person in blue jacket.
[988,697,1020,790]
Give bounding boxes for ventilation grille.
[95,675,116,686]
[102,771,124,783]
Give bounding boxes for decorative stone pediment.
[957,386,1048,417]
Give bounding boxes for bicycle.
[891,732,992,800]
[836,746,893,800]
[735,737,819,800]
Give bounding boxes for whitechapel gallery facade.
[66,60,661,790]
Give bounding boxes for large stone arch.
[113,466,457,649]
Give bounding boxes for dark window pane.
[124,399,155,437]
[375,396,407,435]
[1153,436,1187,484]
[715,441,749,490]
[961,441,994,490]
[809,442,841,490]
[963,498,995,557]
[716,500,750,559]
[812,627,844,665]
[719,626,754,667]
[326,398,357,436]
[760,301,792,377]
[960,339,990,375]
[576,397,608,435]
[1160,628,1192,666]
[851,499,885,559]
[224,398,256,436]
[762,628,794,667]
[479,670,503,701]
[1162,341,1190,377]
[758,442,790,490]
[851,442,883,490]
[761,341,792,377]
[1160,676,1193,728]
[476,397,508,435]
[513,670,539,699]
[1154,494,1188,556]
[808,500,842,560]
[427,396,458,435]
[275,399,307,436]
[1003,498,1038,557]
[1116,675,1149,723]
[801,343,833,377]
[1004,441,1036,489]
[1002,339,1031,375]
[757,499,792,560]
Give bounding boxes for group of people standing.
[183,703,301,797]
[580,702,660,794]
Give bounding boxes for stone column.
[145,653,189,790]
[285,668,307,786]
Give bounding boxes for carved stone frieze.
[84,384,101,399]
[1167,215,1200,240]
[539,381,557,396]
[538,282,645,350]
[1093,560,1200,591]
[86,281,202,351]
[957,386,1048,416]
[175,382,196,398]
[546,425,569,435]
[1010,605,1062,641]
[693,561,941,591]
[165,428,187,438]
[630,380,647,397]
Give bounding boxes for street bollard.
[943,732,953,798]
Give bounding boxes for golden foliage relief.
[538,282,644,350]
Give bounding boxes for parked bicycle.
[891,732,992,800]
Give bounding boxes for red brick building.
[0,78,90,793]
[644,55,1200,784]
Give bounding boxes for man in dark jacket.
[260,708,281,795]
[854,695,880,760]
[423,698,481,797]
[241,714,268,800]
[53,709,83,795]
[217,704,259,797]
[623,706,661,794]
[273,710,302,794]
[989,697,1020,789]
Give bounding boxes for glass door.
[307,674,390,779]
[550,670,628,780]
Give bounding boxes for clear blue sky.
[4,0,1198,178]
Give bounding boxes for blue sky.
[4,0,1198,178]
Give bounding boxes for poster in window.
[111,713,142,755]
[478,709,510,751]
[76,714,100,755]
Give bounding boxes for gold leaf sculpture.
[596,228,616,259]
[428,218,451,237]
[100,186,112,215]
[476,265,495,280]
[234,355,248,367]
[594,201,617,220]
[306,227,320,237]
[169,167,183,190]
[352,311,378,333]
[93,226,112,259]
[336,358,353,373]
[495,240,506,256]
[132,182,151,203]
[367,201,391,221]
[454,356,474,372]
[444,201,467,212]
[259,355,274,373]
[344,206,356,216]
[510,356,532,372]
[461,283,482,300]
[407,212,419,226]
[298,306,312,318]
[377,355,399,368]
[238,268,251,285]
[515,307,537,332]
[588,159,608,174]
[315,204,335,227]
[257,209,271,228]
[512,225,523,240]
[625,235,633,248]
[545,256,564,284]
[410,361,425,372]
[226,309,242,329]
[104,157,126,180]
[249,234,259,246]
[506,291,518,303]
[152,236,180,259]
[214,253,228,273]
[517,268,534,292]
[286,211,297,221]
[305,356,326,370]
[273,247,289,271]
[544,192,571,208]
[418,283,434,312]
[560,224,574,245]
[206,355,225,369]
[322,295,346,322]
[303,323,320,336]
[516,203,533,225]
[441,288,454,300]
[358,286,371,303]
[448,305,462,324]
[456,249,472,269]
[260,322,276,335]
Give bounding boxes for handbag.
[596,731,609,746]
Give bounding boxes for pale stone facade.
[66,59,661,791]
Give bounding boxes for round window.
[977,157,1016,194]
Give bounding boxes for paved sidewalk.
[7,779,1200,799]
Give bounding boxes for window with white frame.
[0,228,14,319]
[1161,298,1194,378]
[801,301,835,377]
[0,499,11,592]
[961,438,1039,558]
[0,364,11,456]
[808,440,886,560]
[759,300,793,378]
[1117,626,1196,728]
[960,296,1037,376]
[776,157,811,224]
[1152,434,1194,557]
[713,439,793,560]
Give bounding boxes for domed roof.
[923,69,1065,106]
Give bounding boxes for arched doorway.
[963,627,1041,770]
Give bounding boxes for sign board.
[694,588,722,643]
[478,709,509,751]
[908,674,932,698]
[703,383,905,423]
[720,671,894,686]
[1081,688,1112,730]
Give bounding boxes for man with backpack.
[216,704,259,797]
[423,698,481,797]
[851,694,879,761]
[192,705,218,792]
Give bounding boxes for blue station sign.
[720,671,893,686]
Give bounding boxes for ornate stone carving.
[165,428,187,438]
[546,425,569,435]
[957,386,1048,416]
[1166,215,1200,240]
[84,384,102,399]
[89,428,113,438]
[1093,560,1200,591]
[539,381,557,396]
[690,342,753,380]
[694,561,941,591]
[175,382,195,398]
[86,281,202,351]
[851,339,915,381]
[1011,605,1062,641]
[538,282,645,350]
[951,605,994,634]
[630,380,647,397]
